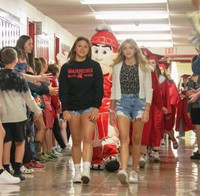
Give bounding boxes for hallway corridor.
[1,131,199,196]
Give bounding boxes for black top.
[25,72,49,95]
[0,69,29,93]
[120,62,139,94]
[28,81,49,95]
[58,58,103,111]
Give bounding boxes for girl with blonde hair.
[110,38,152,184]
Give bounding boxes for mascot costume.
[90,25,120,172]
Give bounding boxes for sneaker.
[54,146,62,153]
[73,172,81,183]
[13,173,25,181]
[190,151,200,159]
[24,160,45,170]
[0,170,20,184]
[172,139,178,149]
[154,151,160,162]
[62,145,71,156]
[20,166,34,174]
[193,150,199,155]
[34,154,47,163]
[43,153,55,160]
[48,152,59,159]
[129,170,138,184]
[52,149,63,157]
[139,155,147,168]
[90,160,105,170]
[81,169,90,184]
[117,169,128,184]
[160,139,165,145]
[104,156,120,172]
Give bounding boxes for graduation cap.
[180,74,191,79]
[140,47,163,62]
[159,61,170,69]
[148,54,164,62]
[140,47,153,57]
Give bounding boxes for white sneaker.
[20,166,34,174]
[81,169,90,184]
[62,144,71,156]
[160,139,165,145]
[52,148,63,157]
[139,155,147,168]
[129,170,138,184]
[73,172,81,183]
[0,170,20,184]
[117,169,128,184]
[154,151,160,162]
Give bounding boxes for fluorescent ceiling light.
[116,34,172,41]
[81,0,167,4]
[137,42,173,47]
[95,11,169,20]
[110,24,170,31]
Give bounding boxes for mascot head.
[91,25,118,75]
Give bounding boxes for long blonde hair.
[113,38,147,72]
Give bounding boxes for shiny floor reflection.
[3,131,200,196]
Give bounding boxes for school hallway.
[1,131,200,196]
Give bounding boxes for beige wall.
[170,61,193,86]
[0,0,76,63]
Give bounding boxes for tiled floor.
[1,131,200,196]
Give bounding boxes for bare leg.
[15,141,25,163]
[140,145,147,155]
[59,119,68,145]
[81,113,95,162]
[117,116,130,170]
[0,122,5,169]
[131,119,144,172]
[165,130,178,149]
[34,115,46,143]
[2,141,12,165]
[68,115,82,164]
[44,128,53,153]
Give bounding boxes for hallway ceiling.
[25,0,198,48]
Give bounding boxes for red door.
[55,36,60,64]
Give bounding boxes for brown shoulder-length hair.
[47,63,60,76]
[67,36,91,64]
[16,35,35,71]
[34,58,42,75]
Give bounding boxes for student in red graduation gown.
[175,74,195,137]
[159,62,179,149]
[139,50,164,166]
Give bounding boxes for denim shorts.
[69,107,93,115]
[116,94,145,121]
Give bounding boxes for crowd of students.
[0,34,199,186]
[0,35,72,184]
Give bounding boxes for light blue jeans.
[69,107,93,115]
[116,94,145,121]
